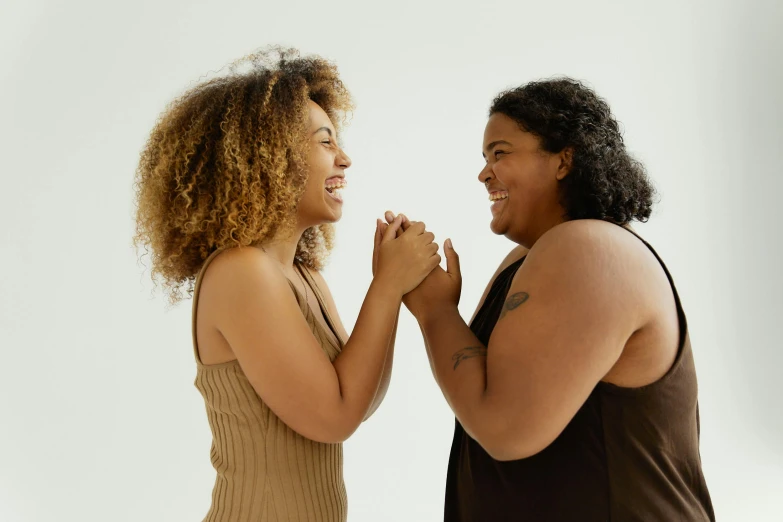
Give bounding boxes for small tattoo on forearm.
[499,292,530,319]
[452,346,488,370]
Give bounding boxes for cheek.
[493,162,524,194]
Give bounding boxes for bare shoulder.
[528,220,646,274]
[201,247,288,299]
[521,220,669,328]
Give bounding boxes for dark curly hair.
[134,47,353,303]
[490,78,655,224]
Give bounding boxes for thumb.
[445,239,461,278]
[382,215,403,243]
[373,219,382,250]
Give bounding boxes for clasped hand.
[371,210,461,322]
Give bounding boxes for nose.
[336,148,352,169]
[478,162,493,184]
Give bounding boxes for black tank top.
[443,230,715,521]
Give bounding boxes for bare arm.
[387,211,526,385]
[416,222,640,460]
[364,308,398,420]
[307,268,398,422]
[205,219,439,444]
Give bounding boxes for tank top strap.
[191,249,229,364]
[295,263,343,348]
[615,225,686,321]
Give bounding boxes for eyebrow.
[483,140,513,157]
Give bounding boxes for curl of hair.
[490,78,655,224]
[133,47,352,302]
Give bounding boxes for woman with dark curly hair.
[391,78,715,521]
[134,48,440,522]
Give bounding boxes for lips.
[325,177,346,204]
[488,189,508,216]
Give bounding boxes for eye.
[494,150,507,158]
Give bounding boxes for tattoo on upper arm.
[452,346,488,370]
[499,292,529,319]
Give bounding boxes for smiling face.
[479,112,571,247]
[296,100,352,228]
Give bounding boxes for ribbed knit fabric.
[191,251,347,521]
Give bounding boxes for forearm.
[333,278,401,426]
[419,306,495,442]
[364,307,399,420]
[419,322,439,385]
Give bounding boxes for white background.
[1,0,781,520]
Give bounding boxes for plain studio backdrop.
[1,0,781,520]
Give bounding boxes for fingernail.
[446,238,453,250]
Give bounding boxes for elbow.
[483,442,534,462]
[475,426,547,462]
[304,409,362,444]
[308,419,359,444]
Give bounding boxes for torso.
[191,249,349,522]
[445,222,714,521]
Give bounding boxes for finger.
[445,238,461,278]
[422,231,435,245]
[382,215,403,243]
[374,219,382,250]
[404,221,427,236]
[384,211,395,224]
[381,221,396,240]
[399,214,412,231]
[427,242,439,255]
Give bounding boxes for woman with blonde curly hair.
[134,48,440,521]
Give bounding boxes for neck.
[259,222,312,267]
[517,207,568,249]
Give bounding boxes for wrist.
[369,274,404,302]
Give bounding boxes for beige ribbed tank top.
[191,250,347,522]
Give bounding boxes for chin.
[489,215,507,236]
[322,207,342,224]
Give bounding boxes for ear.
[555,147,573,181]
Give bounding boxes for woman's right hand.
[373,213,441,297]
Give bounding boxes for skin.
[389,112,680,461]
[194,100,441,443]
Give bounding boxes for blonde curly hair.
[133,47,353,302]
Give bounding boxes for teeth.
[488,192,508,201]
[324,178,348,192]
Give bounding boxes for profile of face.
[296,100,352,227]
[479,112,571,245]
